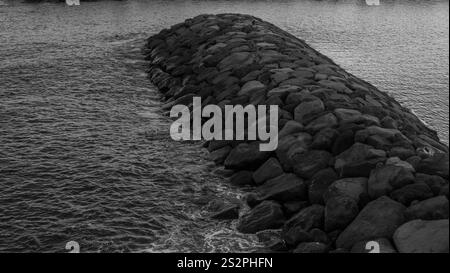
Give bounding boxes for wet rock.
[390,183,434,206]
[293,242,329,253]
[393,219,449,253]
[334,143,386,177]
[256,173,307,202]
[224,142,271,170]
[324,196,359,232]
[229,170,254,186]
[336,196,406,249]
[368,165,415,199]
[350,238,397,253]
[405,196,449,220]
[292,150,333,179]
[308,168,339,204]
[267,85,300,98]
[211,204,240,220]
[331,129,356,155]
[252,157,284,185]
[324,177,368,204]
[334,108,363,124]
[417,152,449,178]
[218,52,254,71]
[389,146,416,160]
[237,201,285,234]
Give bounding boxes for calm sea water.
[0,0,448,252]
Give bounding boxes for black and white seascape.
[0,0,448,254]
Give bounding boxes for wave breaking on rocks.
[144,13,449,253]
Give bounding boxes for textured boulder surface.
[145,13,449,253]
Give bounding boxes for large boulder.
[405,196,449,220]
[255,173,307,203]
[224,142,271,170]
[368,165,415,199]
[334,143,386,177]
[252,157,284,185]
[415,173,448,196]
[276,133,312,170]
[393,219,449,253]
[336,196,406,249]
[237,201,285,233]
[291,150,333,179]
[293,99,325,124]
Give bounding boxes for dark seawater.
[0,0,448,252]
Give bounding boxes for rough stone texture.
[146,13,449,252]
[237,201,285,233]
[393,219,449,253]
[405,196,449,221]
[336,196,405,249]
[325,196,359,232]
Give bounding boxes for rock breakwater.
[144,14,449,253]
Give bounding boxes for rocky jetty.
[144,14,449,253]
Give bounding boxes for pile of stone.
[144,14,449,253]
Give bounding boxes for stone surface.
[229,170,254,186]
[393,219,449,253]
[308,168,339,204]
[291,150,333,179]
[256,173,307,203]
[324,177,368,203]
[334,143,386,177]
[224,142,271,170]
[237,201,285,233]
[336,196,406,249]
[405,196,449,220]
[390,183,434,206]
[283,205,325,234]
[325,196,359,232]
[293,242,329,253]
[252,157,284,185]
[368,165,415,199]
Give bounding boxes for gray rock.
[393,219,449,253]
[224,142,271,170]
[276,133,312,170]
[283,205,325,234]
[237,201,285,233]
[308,168,339,204]
[368,165,415,199]
[334,143,386,177]
[325,196,359,232]
[209,145,232,164]
[417,152,449,179]
[294,99,325,124]
[405,196,449,220]
[278,120,304,139]
[252,157,284,185]
[238,80,266,96]
[305,113,338,132]
[256,173,307,202]
[390,183,434,206]
[324,177,368,203]
[311,128,338,150]
[336,196,406,249]
[230,170,254,186]
[212,204,240,220]
[282,226,313,246]
[415,173,448,196]
[292,150,333,179]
